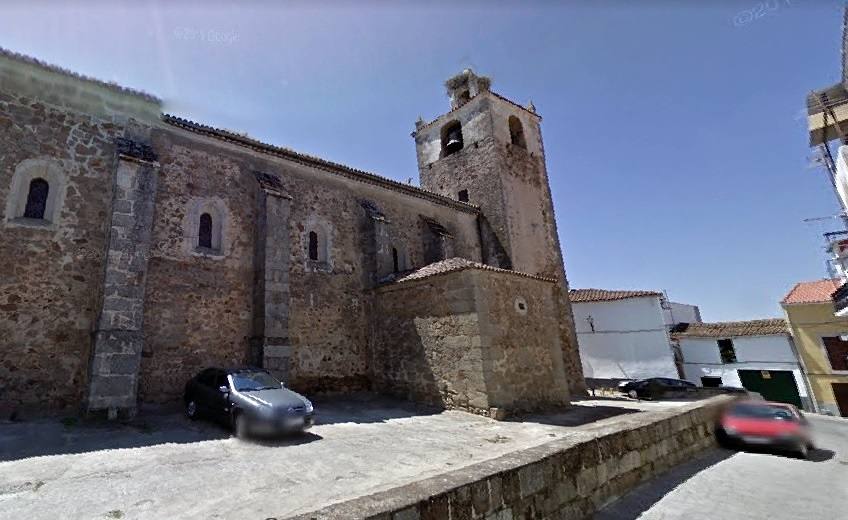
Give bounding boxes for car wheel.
[796,443,809,459]
[234,412,249,440]
[715,428,731,448]
[628,390,639,399]
[185,400,198,420]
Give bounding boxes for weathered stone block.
[575,467,597,497]
[420,494,449,520]
[448,486,472,520]
[518,464,544,498]
[392,507,420,520]
[89,374,135,399]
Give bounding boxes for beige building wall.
[782,301,848,416]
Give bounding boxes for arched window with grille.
[5,159,66,229]
[23,178,49,219]
[186,198,227,256]
[304,220,332,271]
[308,231,319,261]
[198,213,213,249]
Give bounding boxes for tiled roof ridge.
[672,318,787,338]
[387,257,557,285]
[0,46,160,103]
[413,90,541,134]
[163,114,480,214]
[569,288,663,302]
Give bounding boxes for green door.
[737,370,802,408]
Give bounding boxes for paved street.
[596,415,848,520]
[0,396,683,520]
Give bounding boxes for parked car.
[619,377,696,399]
[715,400,814,458]
[183,367,315,439]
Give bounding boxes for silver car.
[184,367,315,439]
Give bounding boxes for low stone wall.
[287,397,730,520]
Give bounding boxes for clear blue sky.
[2,1,844,321]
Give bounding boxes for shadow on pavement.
[0,414,233,462]
[312,394,442,426]
[0,395,433,462]
[735,444,835,462]
[513,404,639,427]
[594,448,735,520]
[248,432,323,448]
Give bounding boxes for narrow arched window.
[23,178,49,219]
[308,231,319,261]
[198,213,213,249]
[392,247,400,273]
[441,121,463,157]
[509,116,526,149]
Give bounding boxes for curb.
[807,412,847,424]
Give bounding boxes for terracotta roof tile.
[671,319,787,338]
[387,258,556,285]
[781,279,841,305]
[569,289,663,303]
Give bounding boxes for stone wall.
[0,87,129,411]
[369,265,569,416]
[415,90,586,397]
[86,150,159,417]
[474,271,570,412]
[1,49,580,414]
[131,126,485,404]
[287,396,731,520]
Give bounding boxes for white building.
[570,289,696,383]
[663,301,701,327]
[673,319,812,411]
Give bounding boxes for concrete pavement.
[0,396,687,520]
[596,416,848,520]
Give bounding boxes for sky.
[1,0,844,321]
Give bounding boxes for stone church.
[0,48,585,419]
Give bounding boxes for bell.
[445,128,463,154]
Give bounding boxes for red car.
[716,400,814,458]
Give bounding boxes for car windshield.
[231,371,281,392]
[728,404,795,421]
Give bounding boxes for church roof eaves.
[0,46,161,104]
[162,114,480,214]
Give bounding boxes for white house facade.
[571,289,689,383]
[674,319,813,411]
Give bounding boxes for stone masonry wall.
[287,396,731,520]
[0,89,127,411]
[370,267,569,416]
[416,91,586,397]
[86,152,159,416]
[497,124,585,398]
[369,270,486,411]
[134,127,484,403]
[473,271,569,411]
[138,135,258,403]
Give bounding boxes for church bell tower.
[412,69,586,395]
